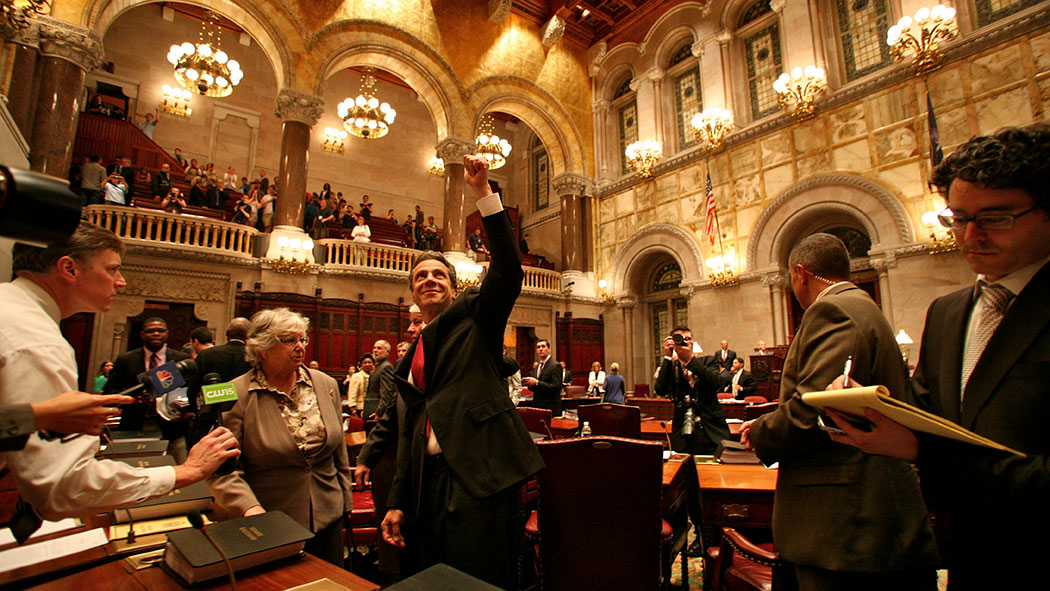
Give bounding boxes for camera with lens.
[672,333,686,347]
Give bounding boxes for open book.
[801,386,1025,456]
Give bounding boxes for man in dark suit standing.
[151,163,174,200]
[188,317,252,446]
[368,339,396,420]
[655,327,730,454]
[723,357,758,399]
[741,234,937,590]
[381,155,543,589]
[828,124,1050,589]
[715,339,736,373]
[523,339,563,417]
[106,317,192,460]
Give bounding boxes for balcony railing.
[85,205,257,258]
[523,266,562,292]
[318,239,416,273]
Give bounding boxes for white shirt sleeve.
[476,193,503,217]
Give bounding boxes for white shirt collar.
[815,280,853,303]
[13,277,62,325]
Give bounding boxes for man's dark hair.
[142,317,168,329]
[358,353,375,364]
[931,123,1050,211]
[536,339,550,348]
[190,326,213,344]
[670,326,692,335]
[789,233,850,281]
[89,154,101,163]
[409,251,457,291]
[733,357,745,365]
[12,223,125,275]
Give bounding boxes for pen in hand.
[843,355,853,388]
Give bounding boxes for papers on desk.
[0,528,108,573]
[0,518,81,547]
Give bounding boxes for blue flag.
[927,92,944,168]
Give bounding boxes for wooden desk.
[29,553,379,591]
[544,418,672,443]
[695,462,777,546]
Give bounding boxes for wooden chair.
[564,385,587,397]
[576,403,641,439]
[344,488,378,573]
[525,437,671,591]
[517,406,553,437]
[634,383,651,397]
[710,527,795,591]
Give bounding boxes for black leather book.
[163,511,313,584]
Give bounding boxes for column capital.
[35,17,103,72]
[487,0,512,24]
[552,172,591,197]
[760,271,787,287]
[616,296,637,310]
[275,89,324,126]
[691,39,705,58]
[769,0,786,14]
[716,30,733,46]
[647,67,665,83]
[436,137,475,162]
[541,15,565,48]
[592,98,611,114]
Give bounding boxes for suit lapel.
[961,262,1050,428]
[308,369,338,449]
[934,289,970,423]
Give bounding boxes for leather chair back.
[577,403,642,439]
[517,406,553,436]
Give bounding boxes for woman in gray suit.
[208,308,352,565]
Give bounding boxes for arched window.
[825,226,872,258]
[738,1,783,120]
[973,0,1044,27]
[833,0,892,82]
[532,136,549,211]
[613,75,638,176]
[667,42,703,151]
[652,261,683,292]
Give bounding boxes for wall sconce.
[272,235,315,274]
[454,261,484,293]
[888,4,958,76]
[597,279,614,305]
[160,84,192,117]
[690,108,733,151]
[921,210,958,254]
[322,127,347,154]
[625,140,662,178]
[895,329,913,364]
[772,65,827,120]
[428,156,445,178]
[705,254,739,288]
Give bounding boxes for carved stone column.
[552,172,589,272]
[273,89,323,229]
[2,24,41,139]
[716,30,734,115]
[762,271,787,345]
[28,17,102,176]
[647,68,664,145]
[436,137,475,254]
[592,98,610,180]
[870,253,898,327]
[617,296,637,390]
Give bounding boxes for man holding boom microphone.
[0,223,239,534]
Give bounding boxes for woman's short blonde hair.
[592,361,602,371]
[609,362,620,373]
[245,308,310,367]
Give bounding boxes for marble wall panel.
[600,195,616,224]
[868,86,915,130]
[615,190,633,219]
[829,104,867,144]
[1039,78,1050,118]
[793,118,828,155]
[654,174,678,203]
[976,87,1034,134]
[729,144,760,178]
[598,221,615,248]
[878,161,924,199]
[927,65,968,106]
[636,182,657,213]
[938,106,973,148]
[637,205,657,229]
[832,139,872,172]
[655,197,681,223]
[732,174,763,207]
[679,163,706,194]
[797,151,831,177]
[1032,32,1050,73]
[736,204,762,240]
[874,124,918,165]
[971,45,1026,96]
[759,132,793,167]
[709,153,731,184]
[762,164,795,200]
[683,189,707,222]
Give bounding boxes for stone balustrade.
[318,239,416,273]
[85,205,257,258]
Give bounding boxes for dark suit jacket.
[726,369,758,399]
[908,261,1050,583]
[654,355,730,454]
[188,340,252,445]
[370,358,396,418]
[151,172,172,198]
[107,346,190,437]
[715,348,736,371]
[209,369,352,532]
[388,208,543,515]
[530,357,563,416]
[749,283,937,573]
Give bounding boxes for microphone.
[187,510,237,591]
[198,378,240,475]
[660,421,673,453]
[539,418,554,440]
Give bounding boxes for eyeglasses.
[278,336,310,346]
[937,207,1039,230]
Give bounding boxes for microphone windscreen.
[175,358,199,378]
[187,510,205,530]
[203,372,222,385]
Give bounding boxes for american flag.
[704,173,717,246]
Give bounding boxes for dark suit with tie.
[655,354,731,454]
[726,368,758,399]
[106,346,191,441]
[531,356,564,417]
[387,207,543,588]
[908,261,1050,589]
[715,348,736,371]
[749,283,937,584]
[370,358,396,419]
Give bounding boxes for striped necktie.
[961,282,1014,397]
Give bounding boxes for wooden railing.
[85,205,257,258]
[523,266,562,292]
[318,239,416,273]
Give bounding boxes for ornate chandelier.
[691,108,734,151]
[167,10,243,98]
[428,156,445,178]
[772,65,827,120]
[625,140,662,178]
[474,113,512,170]
[338,67,397,140]
[887,4,958,76]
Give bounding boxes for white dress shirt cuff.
[476,193,503,217]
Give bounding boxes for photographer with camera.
[101,171,127,206]
[161,187,187,214]
[654,327,730,455]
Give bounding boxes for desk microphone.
[187,510,237,591]
[539,419,554,440]
[660,421,673,453]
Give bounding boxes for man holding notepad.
[826,124,1050,590]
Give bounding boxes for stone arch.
[611,223,706,296]
[600,64,636,101]
[593,42,642,92]
[312,21,469,140]
[653,26,698,69]
[85,0,291,89]
[719,0,773,31]
[471,76,587,177]
[747,173,915,272]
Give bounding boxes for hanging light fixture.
[338,67,397,140]
[474,113,512,170]
[624,139,662,178]
[887,4,958,76]
[772,65,827,120]
[167,10,244,98]
[0,0,50,38]
[690,108,734,151]
[428,156,446,178]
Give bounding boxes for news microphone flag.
[201,382,239,406]
[704,172,717,246]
